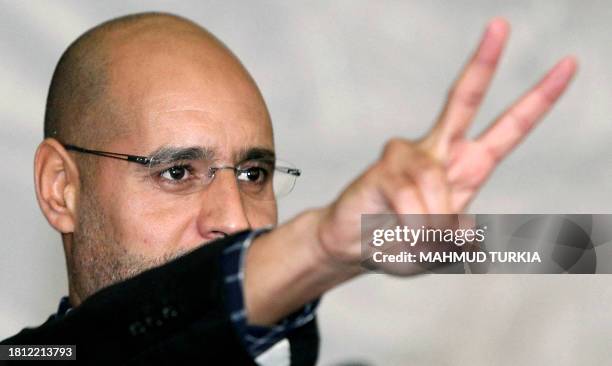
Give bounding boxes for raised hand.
[316,18,577,268]
[423,18,577,210]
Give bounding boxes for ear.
[34,138,80,234]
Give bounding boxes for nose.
[195,169,250,242]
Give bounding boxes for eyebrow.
[147,146,215,167]
[237,147,276,163]
[145,145,276,167]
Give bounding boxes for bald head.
[44,12,265,147]
[38,12,276,304]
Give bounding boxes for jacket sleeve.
[1,232,257,365]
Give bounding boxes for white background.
[1,1,611,365]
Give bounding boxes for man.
[1,11,576,365]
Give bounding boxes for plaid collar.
[56,296,72,318]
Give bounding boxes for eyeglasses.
[63,144,301,200]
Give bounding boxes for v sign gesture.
[423,18,577,211]
[315,18,577,266]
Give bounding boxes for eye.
[237,167,268,184]
[160,165,192,182]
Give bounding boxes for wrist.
[310,207,365,282]
[243,207,361,326]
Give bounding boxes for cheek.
[109,190,199,256]
[244,199,278,228]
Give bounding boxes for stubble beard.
[70,190,188,302]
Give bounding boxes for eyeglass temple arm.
[276,167,301,177]
[63,144,150,165]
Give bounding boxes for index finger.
[429,18,510,151]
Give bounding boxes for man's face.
[70,29,277,300]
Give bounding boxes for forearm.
[243,208,363,326]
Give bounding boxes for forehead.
[141,98,273,160]
[105,31,274,159]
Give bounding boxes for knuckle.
[450,88,485,109]
[508,111,533,134]
[370,160,390,176]
[382,138,410,157]
[365,161,397,186]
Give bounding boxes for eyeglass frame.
[62,143,301,194]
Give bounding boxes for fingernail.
[478,19,508,63]
[541,57,577,100]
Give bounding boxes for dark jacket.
[1,234,319,365]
